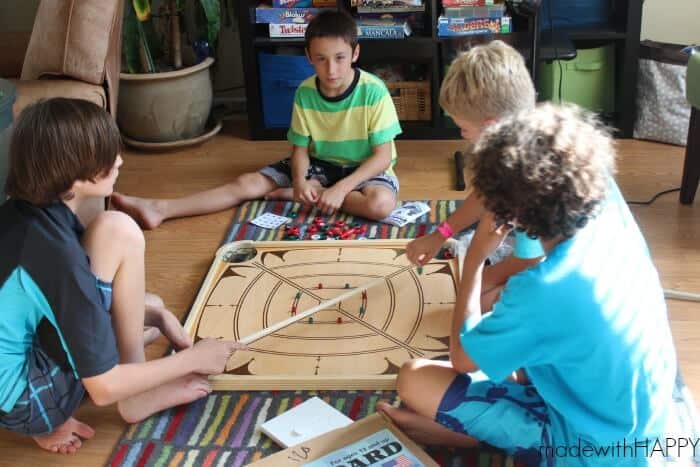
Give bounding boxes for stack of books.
[352,0,423,39]
[438,0,511,36]
[256,0,331,38]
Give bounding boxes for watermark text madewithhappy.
[540,438,700,459]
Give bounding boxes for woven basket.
[386,80,431,121]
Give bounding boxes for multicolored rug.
[108,390,521,467]
[222,199,463,244]
[108,201,700,467]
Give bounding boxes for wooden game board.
[184,240,462,390]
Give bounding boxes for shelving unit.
[235,0,642,140]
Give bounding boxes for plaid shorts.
[0,276,113,436]
[0,345,85,436]
[260,156,399,195]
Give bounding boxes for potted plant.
[118,0,222,147]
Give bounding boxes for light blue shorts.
[435,372,553,466]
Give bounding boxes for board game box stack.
[256,0,335,38]
[350,0,424,39]
[437,0,512,36]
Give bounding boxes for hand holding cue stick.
[239,264,415,345]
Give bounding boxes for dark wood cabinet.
[235,0,642,139]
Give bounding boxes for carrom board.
[184,240,462,390]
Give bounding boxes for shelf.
[358,36,434,45]
[253,36,436,47]
[254,37,306,46]
[563,25,626,41]
[238,0,641,139]
[250,123,461,141]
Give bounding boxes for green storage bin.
[538,45,615,113]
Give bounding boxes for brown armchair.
[13,0,124,117]
[5,0,124,224]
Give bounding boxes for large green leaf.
[132,0,151,22]
[199,0,220,47]
[137,21,156,72]
[122,2,142,73]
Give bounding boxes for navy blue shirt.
[0,199,118,411]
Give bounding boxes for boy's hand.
[406,231,445,266]
[317,184,348,215]
[293,180,319,205]
[467,212,512,265]
[191,338,246,375]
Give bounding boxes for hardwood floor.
[0,122,698,466]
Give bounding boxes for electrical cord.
[624,186,698,302]
[626,187,681,205]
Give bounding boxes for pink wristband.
[436,221,454,239]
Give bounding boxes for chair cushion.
[11,79,106,118]
[687,52,700,109]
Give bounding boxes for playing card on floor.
[250,212,291,229]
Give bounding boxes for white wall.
[641,0,700,45]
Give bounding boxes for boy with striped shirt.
[112,10,402,228]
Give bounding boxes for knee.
[235,172,266,190]
[364,191,397,221]
[90,211,145,251]
[396,358,425,402]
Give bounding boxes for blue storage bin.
[540,0,611,29]
[259,52,315,128]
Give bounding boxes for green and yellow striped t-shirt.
[287,69,402,176]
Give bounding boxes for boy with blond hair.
[112,10,401,228]
[406,40,541,307]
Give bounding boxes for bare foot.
[31,417,95,454]
[377,401,478,448]
[117,374,211,424]
[110,192,166,230]
[145,306,192,350]
[143,293,166,346]
[143,326,162,345]
[145,292,165,309]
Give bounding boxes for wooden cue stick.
[240,264,415,345]
[664,289,700,302]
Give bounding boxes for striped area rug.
[108,200,700,466]
[108,390,516,467]
[108,380,700,467]
[222,199,463,244]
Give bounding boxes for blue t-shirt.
[462,180,677,465]
[0,200,119,412]
[513,230,544,259]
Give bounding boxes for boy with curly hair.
[380,104,678,466]
[112,10,401,228]
[406,40,543,309]
[0,98,242,454]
